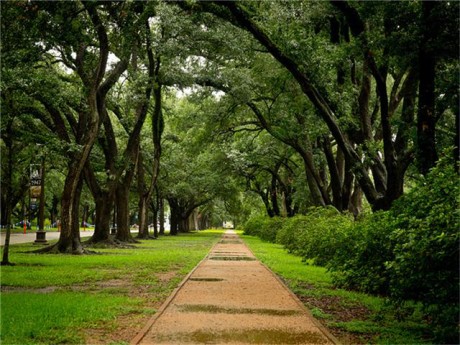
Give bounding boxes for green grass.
[1,292,139,344]
[1,230,224,344]
[241,234,431,345]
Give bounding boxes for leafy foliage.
[331,154,459,343]
[244,207,353,266]
[387,154,459,342]
[329,211,396,295]
[243,214,284,243]
[244,155,459,342]
[275,207,354,266]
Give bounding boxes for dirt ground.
[129,230,339,345]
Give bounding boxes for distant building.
[223,221,234,229]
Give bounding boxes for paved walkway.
[131,230,338,345]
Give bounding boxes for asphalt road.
[0,230,95,246]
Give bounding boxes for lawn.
[240,233,431,345]
[1,230,224,345]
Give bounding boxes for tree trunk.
[169,200,179,236]
[322,137,343,211]
[50,195,59,226]
[270,174,281,216]
[115,182,134,243]
[80,203,88,228]
[300,153,327,207]
[1,129,14,265]
[259,190,274,217]
[341,158,355,212]
[284,186,295,217]
[89,192,113,243]
[70,179,84,253]
[417,1,438,175]
[47,174,85,254]
[153,192,159,237]
[148,197,159,237]
[159,198,165,235]
[136,151,150,239]
[83,161,115,244]
[348,182,363,219]
[179,216,189,233]
[1,199,7,228]
[455,108,459,172]
[55,162,87,253]
[137,196,149,239]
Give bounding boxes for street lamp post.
[35,152,48,245]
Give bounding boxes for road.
[0,230,95,246]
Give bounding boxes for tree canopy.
[1,0,458,255]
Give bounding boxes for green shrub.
[276,207,353,266]
[386,156,459,343]
[329,211,396,295]
[243,214,266,237]
[297,208,353,266]
[243,215,284,243]
[276,214,308,253]
[260,217,284,243]
[329,155,459,343]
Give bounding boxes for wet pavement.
[130,230,338,345]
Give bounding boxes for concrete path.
[131,230,338,345]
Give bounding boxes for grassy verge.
[240,233,431,345]
[1,230,224,345]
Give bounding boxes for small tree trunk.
[50,195,59,226]
[136,151,150,239]
[301,155,327,207]
[159,198,165,235]
[260,191,274,217]
[1,132,14,265]
[270,174,281,216]
[48,175,85,254]
[152,193,159,237]
[137,196,149,239]
[70,182,84,253]
[115,183,134,243]
[179,216,189,233]
[80,203,88,228]
[322,137,343,211]
[455,109,459,172]
[348,182,363,219]
[89,192,113,243]
[170,209,178,236]
[57,167,86,253]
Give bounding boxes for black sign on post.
[30,164,42,187]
